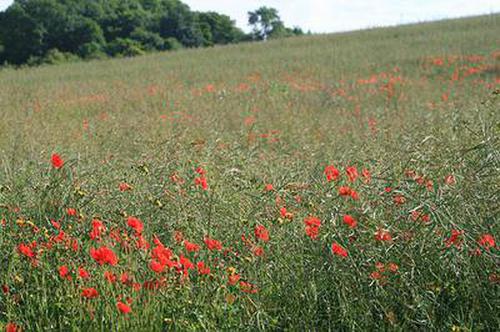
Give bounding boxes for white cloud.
[1,0,499,33]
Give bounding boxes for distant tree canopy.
[248,6,303,41]
[0,1,301,66]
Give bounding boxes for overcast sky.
[0,0,499,33]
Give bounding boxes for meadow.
[0,14,499,331]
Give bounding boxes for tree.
[130,27,165,51]
[198,12,244,45]
[106,37,145,57]
[64,17,106,56]
[0,3,45,65]
[0,0,302,67]
[248,6,282,40]
[248,7,304,41]
[159,2,206,47]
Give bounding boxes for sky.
[0,0,499,33]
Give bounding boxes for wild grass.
[0,14,499,331]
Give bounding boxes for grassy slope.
[0,14,499,330]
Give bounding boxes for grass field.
[0,14,499,331]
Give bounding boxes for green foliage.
[0,0,271,66]
[0,3,45,65]
[248,6,302,40]
[130,28,165,51]
[158,3,207,48]
[107,38,146,57]
[198,12,245,44]
[65,17,106,57]
[163,37,183,51]
[78,42,107,60]
[27,48,79,66]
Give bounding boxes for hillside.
[0,14,499,331]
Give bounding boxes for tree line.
[0,0,304,66]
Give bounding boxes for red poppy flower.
[54,230,65,243]
[228,274,241,285]
[411,210,421,221]
[243,115,255,125]
[350,190,359,200]
[393,195,406,205]
[279,207,288,218]
[304,216,321,227]
[331,243,348,258]
[426,180,434,191]
[239,281,258,294]
[264,184,274,191]
[5,323,19,332]
[120,273,130,285]
[444,175,456,185]
[415,176,425,185]
[324,165,340,182]
[135,235,150,250]
[89,219,105,240]
[343,215,357,229]
[179,254,194,270]
[445,229,463,248]
[104,271,117,283]
[362,169,371,183]
[71,239,79,252]
[18,243,35,258]
[150,260,165,273]
[127,216,144,234]
[59,265,70,279]
[478,234,495,250]
[254,225,270,242]
[375,229,392,242]
[204,237,222,251]
[195,176,208,190]
[152,244,173,265]
[90,246,118,266]
[119,182,133,192]
[253,246,264,257]
[183,240,200,252]
[66,208,77,216]
[81,287,99,299]
[197,261,211,275]
[304,216,321,240]
[51,153,64,169]
[117,301,132,314]
[338,186,351,196]
[346,166,358,182]
[387,262,399,272]
[78,267,90,279]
